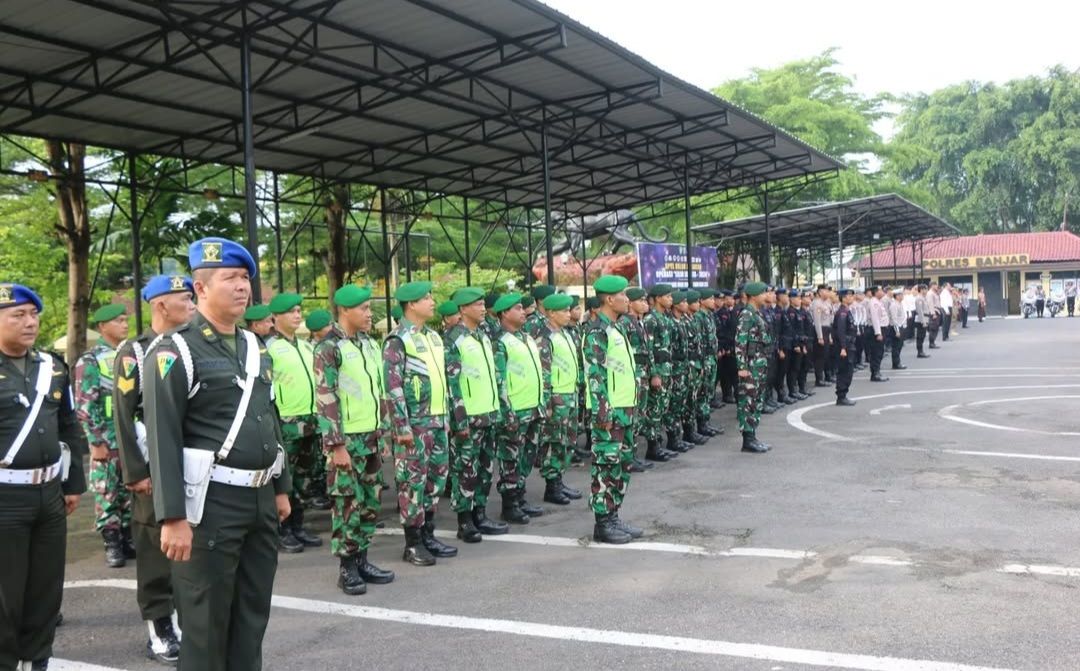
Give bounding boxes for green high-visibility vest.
[402,329,448,416]
[95,349,116,419]
[337,336,382,434]
[268,336,317,417]
[454,331,498,416]
[550,330,578,395]
[584,323,637,410]
[500,331,543,411]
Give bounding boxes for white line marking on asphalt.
[787,385,1080,441]
[999,564,1080,578]
[62,579,1016,671]
[899,447,1080,463]
[870,404,911,415]
[51,661,128,671]
[850,556,915,567]
[937,396,1080,437]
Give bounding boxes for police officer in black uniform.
[833,289,857,407]
[0,283,87,671]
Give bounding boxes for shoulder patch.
[157,351,177,378]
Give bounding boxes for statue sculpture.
[545,209,670,257]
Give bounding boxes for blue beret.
[0,283,43,313]
[189,237,257,277]
[142,275,193,302]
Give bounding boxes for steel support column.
[463,197,471,286]
[541,122,555,286]
[837,215,844,290]
[762,186,771,284]
[380,188,392,319]
[892,240,898,283]
[273,172,283,292]
[128,153,142,331]
[240,14,261,301]
[684,166,693,288]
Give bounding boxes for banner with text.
[636,242,719,289]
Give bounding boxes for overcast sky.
[543,0,1078,102]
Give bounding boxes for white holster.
[181,448,215,527]
[135,420,149,463]
[59,442,71,482]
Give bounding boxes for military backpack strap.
[0,352,53,467]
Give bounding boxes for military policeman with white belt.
[0,283,87,671]
[143,238,292,671]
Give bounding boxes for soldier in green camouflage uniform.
[618,288,654,472]
[735,282,773,454]
[267,293,324,553]
[529,293,583,506]
[314,285,395,594]
[642,285,677,462]
[681,292,708,446]
[442,287,510,542]
[584,275,643,544]
[75,303,134,568]
[383,281,457,566]
[694,290,723,438]
[491,293,547,524]
[566,296,590,465]
[665,293,693,454]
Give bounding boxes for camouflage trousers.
[539,394,577,481]
[496,410,541,495]
[681,362,701,424]
[698,357,718,420]
[281,415,320,504]
[393,418,449,528]
[450,420,497,513]
[737,359,769,433]
[632,380,649,449]
[669,364,689,432]
[590,411,635,515]
[90,449,131,532]
[328,432,383,556]
[643,377,669,442]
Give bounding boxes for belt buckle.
[253,468,269,488]
[31,467,45,485]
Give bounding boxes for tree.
[46,141,92,362]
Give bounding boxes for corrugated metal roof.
[693,194,958,249]
[0,0,841,214]
[855,231,1080,268]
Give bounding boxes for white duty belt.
[0,457,62,485]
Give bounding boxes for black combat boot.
[402,526,436,566]
[421,510,458,557]
[29,660,50,671]
[102,529,126,568]
[121,526,137,560]
[543,479,571,505]
[278,523,304,553]
[357,549,395,584]
[457,511,483,543]
[696,418,717,437]
[666,429,689,453]
[557,476,583,500]
[290,506,323,548]
[612,514,644,539]
[741,431,770,453]
[501,491,530,524]
[684,423,708,445]
[519,491,544,517]
[628,457,652,472]
[337,555,367,595]
[472,507,510,535]
[592,513,632,544]
[645,439,672,462]
[722,394,736,404]
[145,615,181,664]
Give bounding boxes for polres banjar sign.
[922,254,1030,271]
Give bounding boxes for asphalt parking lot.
[55,316,1080,671]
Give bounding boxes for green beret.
[493,292,522,314]
[390,305,403,321]
[452,287,485,307]
[593,274,629,295]
[334,285,372,308]
[543,293,573,311]
[437,300,460,317]
[305,309,332,332]
[484,292,501,309]
[698,289,714,299]
[685,289,700,303]
[569,295,580,307]
[244,304,271,321]
[395,280,433,304]
[671,291,687,304]
[744,281,768,297]
[91,303,126,325]
[626,287,647,301]
[521,296,535,309]
[531,284,556,300]
[648,283,673,297]
[585,296,602,310]
[268,293,303,314]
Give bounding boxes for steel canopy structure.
[692,194,959,286]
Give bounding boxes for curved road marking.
[786,385,1080,442]
[938,396,1080,437]
[870,404,911,415]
